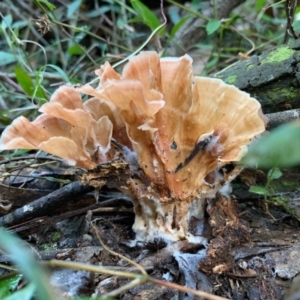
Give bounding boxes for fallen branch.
[266,109,300,129]
[0,181,94,228]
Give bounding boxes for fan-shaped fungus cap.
[0,86,118,169]
[0,52,266,242]
[79,51,266,241]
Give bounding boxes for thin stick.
[266,109,300,129]
[0,72,24,93]
[44,259,230,300]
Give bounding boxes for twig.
[91,221,147,276]
[44,259,230,300]
[104,278,147,298]
[0,154,67,165]
[265,109,300,129]
[284,0,298,43]
[149,277,229,300]
[0,181,94,228]
[0,72,24,94]
[45,259,140,278]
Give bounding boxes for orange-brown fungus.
[0,52,266,241]
[78,51,266,241]
[0,86,118,169]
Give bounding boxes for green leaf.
[0,228,54,300]
[170,16,190,38]
[4,283,36,300]
[1,149,30,158]
[267,167,282,181]
[0,274,22,297]
[242,122,300,168]
[34,69,48,101]
[86,6,110,18]
[15,66,46,100]
[205,56,219,70]
[43,176,71,184]
[293,20,300,32]
[67,0,82,18]
[256,0,267,11]
[15,66,35,96]
[249,186,269,196]
[130,0,161,31]
[169,6,181,24]
[12,20,28,29]
[37,0,56,11]
[206,19,221,35]
[68,44,85,55]
[46,64,70,83]
[1,15,13,29]
[0,52,16,66]
[0,115,12,126]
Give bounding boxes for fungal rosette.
[0,51,266,242]
[0,86,120,169]
[78,51,266,241]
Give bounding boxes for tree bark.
[214,40,300,113]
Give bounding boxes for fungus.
[0,52,266,242]
[0,86,118,169]
[78,51,266,242]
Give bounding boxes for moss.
[269,196,300,221]
[39,232,61,251]
[51,231,61,242]
[246,64,254,70]
[225,75,237,84]
[260,47,294,65]
[281,180,300,188]
[39,242,57,251]
[265,86,297,104]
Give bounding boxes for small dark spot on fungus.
[144,164,148,168]
[171,205,177,229]
[170,141,177,150]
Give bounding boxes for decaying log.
[215,40,300,113]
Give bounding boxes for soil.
[0,156,300,300]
